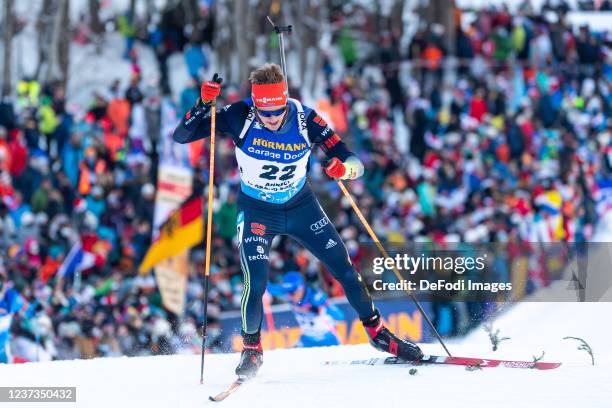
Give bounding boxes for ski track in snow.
[1,302,611,408]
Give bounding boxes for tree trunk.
[296,0,309,88]
[423,0,455,55]
[46,0,64,85]
[214,0,233,84]
[43,0,71,88]
[36,0,55,81]
[243,0,256,80]
[129,0,136,20]
[312,0,330,95]
[88,0,103,35]
[182,0,198,41]
[390,0,405,40]
[2,0,15,99]
[58,0,70,89]
[234,0,247,85]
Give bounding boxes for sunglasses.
[257,106,287,118]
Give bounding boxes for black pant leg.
[286,193,376,320]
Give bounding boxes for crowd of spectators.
[0,1,610,361]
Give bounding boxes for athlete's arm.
[305,111,352,160]
[6,288,25,314]
[305,111,364,180]
[172,99,250,144]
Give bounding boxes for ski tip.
[208,378,248,402]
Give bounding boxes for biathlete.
[267,271,344,348]
[173,63,423,379]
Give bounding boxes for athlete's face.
[256,105,287,131]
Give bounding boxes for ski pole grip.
[274,25,292,34]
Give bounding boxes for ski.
[209,378,248,402]
[322,355,561,370]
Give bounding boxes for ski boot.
[362,312,423,361]
[235,332,263,380]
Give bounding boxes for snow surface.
[1,301,611,408]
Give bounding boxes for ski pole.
[200,73,222,384]
[336,180,452,357]
[267,15,292,97]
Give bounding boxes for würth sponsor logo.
[310,217,329,233]
[244,236,268,245]
[325,239,337,249]
[250,223,266,236]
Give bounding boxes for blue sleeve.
[309,288,344,320]
[303,106,353,161]
[309,289,328,307]
[326,303,345,320]
[7,289,25,314]
[173,100,250,144]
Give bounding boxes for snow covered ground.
[1,300,610,408]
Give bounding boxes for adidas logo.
[325,239,337,249]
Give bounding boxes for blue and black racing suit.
[173,98,376,334]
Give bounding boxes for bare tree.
[234,0,248,85]
[243,0,257,81]
[292,0,308,87]
[88,0,104,35]
[129,0,136,21]
[36,0,71,88]
[2,0,15,99]
[36,0,56,81]
[214,0,233,84]
[57,0,70,89]
[390,0,406,40]
[420,0,455,55]
[88,0,104,54]
[311,0,331,94]
[182,0,199,40]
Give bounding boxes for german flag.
[139,196,203,273]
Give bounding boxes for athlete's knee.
[323,249,356,277]
[329,265,362,286]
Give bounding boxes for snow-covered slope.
[1,302,611,408]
